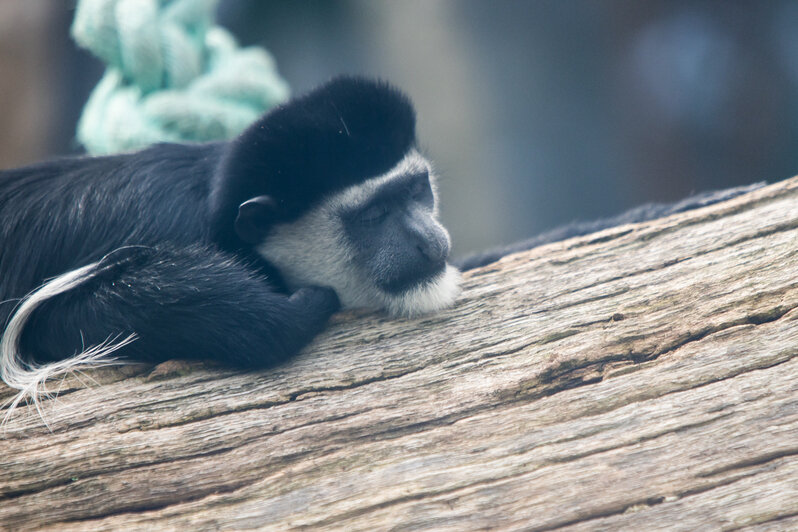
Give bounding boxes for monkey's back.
[0,142,225,319]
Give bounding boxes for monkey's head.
[213,77,461,317]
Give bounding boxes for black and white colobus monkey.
[0,74,765,415]
[0,77,461,405]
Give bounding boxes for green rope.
[72,0,289,154]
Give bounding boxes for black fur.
[20,245,338,367]
[211,77,416,251]
[0,77,415,369]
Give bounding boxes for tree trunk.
[2,177,798,531]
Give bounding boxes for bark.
[2,177,798,531]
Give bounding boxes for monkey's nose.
[417,233,449,266]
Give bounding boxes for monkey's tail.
[0,261,136,431]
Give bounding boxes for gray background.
[2,1,798,258]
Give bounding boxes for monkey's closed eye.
[359,203,389,225]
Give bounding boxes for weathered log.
[2,177,797,531]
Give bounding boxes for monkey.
[0,77,461,414]
[0,75,765,423]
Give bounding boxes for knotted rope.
[72,0,289,154]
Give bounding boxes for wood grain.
[2,177,797,531]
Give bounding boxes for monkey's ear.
[235,195,278,244]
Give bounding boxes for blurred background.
[2,0,798,258]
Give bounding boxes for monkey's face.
[255,151,461,317]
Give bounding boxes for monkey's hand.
[289,286,341,317]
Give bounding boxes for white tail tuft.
[0,262,136,431]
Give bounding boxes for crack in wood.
[536,474,750,531]
[723,510,798,531]
[545,214,798,301]
[52,473,262,528]
[534,302,798,399]
[697,448,798,478]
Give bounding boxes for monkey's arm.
[17,245,340,369]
